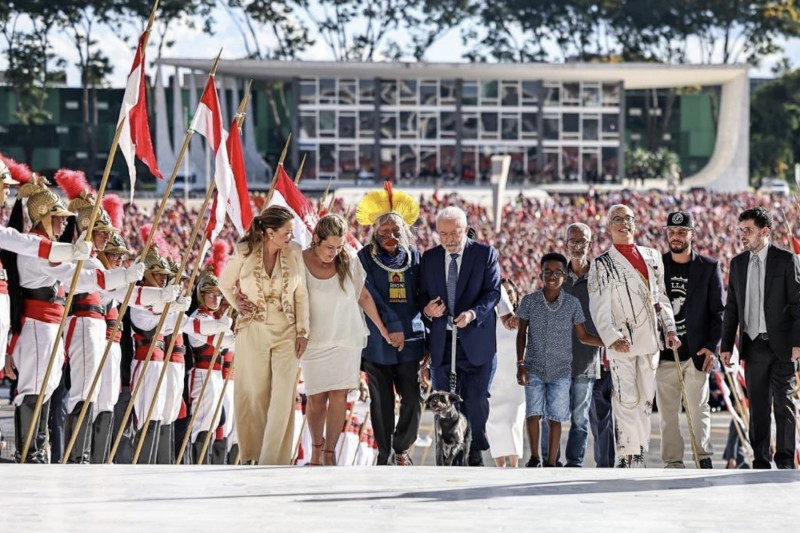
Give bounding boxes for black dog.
[424,391,472,466]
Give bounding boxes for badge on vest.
[388,271,407,303]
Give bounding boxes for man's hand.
[454,310,475,328]
[516,365,529,386]
[387,331,405,351]
[697,347,716,373]
[666,331,681,350]
[610,337,630,353]
[3,354,16,380]
[792,347,800,362]
[720,351,732,367]
[237,293,257,315]
[423,297,446,319]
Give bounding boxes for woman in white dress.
[302,214,394,466]
[486,279,526,467]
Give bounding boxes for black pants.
[743,337,797,469]
[48,372,69,463]
[589,368,615,468]
[362,359,422,465]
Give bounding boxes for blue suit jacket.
[419,239,501,366]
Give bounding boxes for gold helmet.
[69,194,117,236]
[18,179,72,239]
[167,257,188,282]
[97,232,131,269]
[0,158,20,186]
[195,266,220,302]
[141,248,172,286]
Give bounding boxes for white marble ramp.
[3,466,798,532]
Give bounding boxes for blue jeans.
[540,376,595,466]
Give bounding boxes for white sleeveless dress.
[301,255,369,396]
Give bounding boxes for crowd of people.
[1,150,798,468]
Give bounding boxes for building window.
[562,147,579,180]
[480,81,499,106]
[462,145,477,182]
[480,112,498,139]
[359,110,375,139]
[300,113,317,138]
[582,150,600,182]
[521,112,538,140]
[462,112,478,140]
[543,83,560,107]
[501,114,519,140]
[439,145,456,174]
[602,114,619,139]
[380,111,397,139]
[440,79,457,106]
[582,115,599,141]
[300,80,316,105]
[399,111,417,139]
[521,81,539,106]
[420,80,438,106]
[543,115,559,141]
[339,79,356,105]
[299,146,317,179]
[359,144,374,172]
[339,113,356,138]
[319,79,336,104]
[319,110,336,138]
[462,81,478,106]
[602,83,620,106]
[440,111,457,139]
[501,81,519,106]
[543,150,559,182]
[562,113,579,140]
[381,80,397,106]
[602,146,619,181]
[582,84,600,107]
[380,145,397,181]
[339,146,357,180]
[563,82,580,107]
[359,79,375,104]
[526,146,538,178]
[420,111,437,139]
[400,79,418,106]
[420,146,437,177]
[319,143,336,175]
[399,144,417,179]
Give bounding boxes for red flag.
[792,235,800,255]
[206,118,253,241]
[190,76,234,259]
[117,31,162,200]
[269,164,317,247]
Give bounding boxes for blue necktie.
[447,253,459,315]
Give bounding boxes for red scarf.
[614,244,649,285]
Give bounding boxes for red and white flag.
[205,116,253,243]
[117,31,162,201]
[190,75,234,258]
[268,164,317,247]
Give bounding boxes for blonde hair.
[312,214,352,290]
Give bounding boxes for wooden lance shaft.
[25,0,165,463]
[197,353,235,464]
[350,410,371,466]
[130,184,217,464]
[671,348,702,468]
[176,308,231,462]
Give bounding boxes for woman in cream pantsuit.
[219,206,309,465]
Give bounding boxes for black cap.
[665,211,694,229]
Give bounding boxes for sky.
[1,5,795,88]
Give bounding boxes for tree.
[222,0,313,60]
[750,71,800,185]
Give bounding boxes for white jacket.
[588,245,676,358]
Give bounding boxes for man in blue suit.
[419,206,501,466]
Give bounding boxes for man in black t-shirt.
[657,211,724,469]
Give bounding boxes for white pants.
[655,359,714,465]
[93,342,121,419]
[131,359,165,430]
[64,316,106,413]
[189,367,223,443]
[12,318,64,406]
[222,381,238,450]
[609,352,658,456]
[0,293,10,359]
[162,361,185,425]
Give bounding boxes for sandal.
[323,449,338,466]
[308,440,324,466]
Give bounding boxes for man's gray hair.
[565,222,592,240]
[606,204,633,226]
[436,206,468,228]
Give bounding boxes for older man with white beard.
[588,204,680,467]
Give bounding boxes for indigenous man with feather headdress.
[355,182,424,466]
[5,174,145,463]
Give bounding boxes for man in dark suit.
[656,211,724,469]
[721,206,800,469]
[419,206,501,466]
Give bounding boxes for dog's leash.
[449,315,458,393]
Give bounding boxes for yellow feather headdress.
[356,181,420,227]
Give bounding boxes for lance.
[671,347,701,468]
[103,51,224,463]
[129,187,215,464]
[722,370,754,464]
[37,0,163,464]
[196,354,235,464]
[318,177,332,216]
[264,134,291,205]
[350,410,371,466]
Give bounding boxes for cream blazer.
[219,240,310,338]
[588,245,676,358]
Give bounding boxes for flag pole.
[318,177,332,216]
[25,0,161,464]
[196,352,235,463]
[129,187,215,464]
[101,50,224,463]
[264,134,291,205]
[294,153,306,185]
